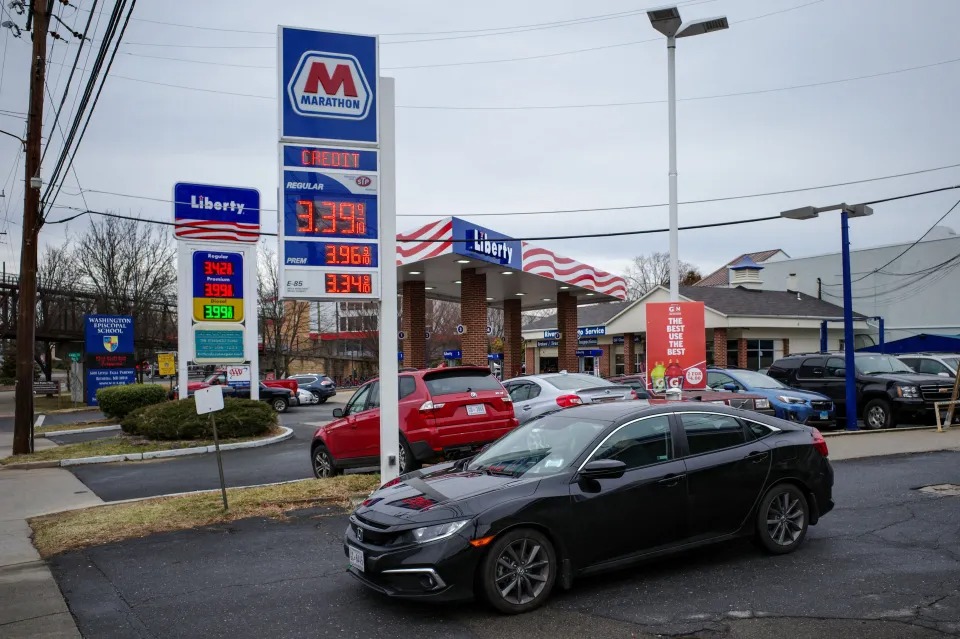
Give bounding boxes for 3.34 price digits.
[324,273,372,294]
[296,200,367,235]
[325,244,372,266]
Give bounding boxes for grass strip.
[35,419,116,434]
[29,475,379,557]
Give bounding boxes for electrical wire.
[55,165,960,220]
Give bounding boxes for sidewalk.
[826,426,960,460]
[0,468,103,637]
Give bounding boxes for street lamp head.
[780,206,819,220]
[847,204,874,218]
[647,5,682,37]
[676,16,729,38]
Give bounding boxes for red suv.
[310,367,518,478]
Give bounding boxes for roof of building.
[696,249,784,287]
[678,285,863,318]
[729,255,764,271]
[523,301,632,331]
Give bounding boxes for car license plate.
[820,411,829,420]
[466,404,486,416]
[348,546,364,572]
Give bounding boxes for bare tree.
[258,245,312,377]
[426,299,461,364]
[35,240,84,379]
[623,252,702,300]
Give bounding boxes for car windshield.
[467,414,609,478]
[543,374,613,390]
[856,355,916,374]
[732,370,788,389]
[943,357,959,372]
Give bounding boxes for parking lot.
[48,450,960,638]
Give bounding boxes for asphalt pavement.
[66,401,346,501]
[49,450,960,639]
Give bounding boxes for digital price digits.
[296,199,367,236]
[324,273,373,295]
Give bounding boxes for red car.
[310,367,517,478]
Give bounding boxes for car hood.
[861,372,951,384]
[756,387,830,401]
[353,463,541,526]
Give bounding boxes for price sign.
[192,251,244,322]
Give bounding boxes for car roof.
[558,400,774,423]
[360,366,497,384]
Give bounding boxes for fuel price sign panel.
[279,144,380,300]
[192,251,244,322]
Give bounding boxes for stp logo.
[355,176,372,187]
[287,51,372,121]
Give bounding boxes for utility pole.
[13,0,51,455]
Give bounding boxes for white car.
[297,388,319,405]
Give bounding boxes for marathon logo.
[467,230,514,265]
[288,52,372,120]
[190,195,246,215]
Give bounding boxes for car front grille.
[810,401,831,411]
[920,385,955,402]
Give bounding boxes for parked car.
[311,366,517,477]
[896,353,959,378]
[647,387,776,416]
[236,382,296,413]
[288,373,337,403]
[502,372,639,424]
[174,370,298,398]
[706,367,835,428]
[297,387,319,406]
[766,352,958,429]
[606,374,650,399]
[344,402,833,613]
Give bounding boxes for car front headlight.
[755,398,770,409]
[776,395,807,405]
[410,520,470,544]
[897,385,920,398]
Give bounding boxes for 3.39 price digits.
[296,200,367,236]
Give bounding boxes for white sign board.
[226,365,251,388]
[195,385,225,415]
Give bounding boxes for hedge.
[121,397,277,441]
[96,384,168,419]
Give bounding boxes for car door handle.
[746,450,770,463]
[522,405,531,411]
[657,473,685,487]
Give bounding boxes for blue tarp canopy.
[859,333,960,354]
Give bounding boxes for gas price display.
[192,251,244,322]
[324,273,373,295]
[295,198,372,237]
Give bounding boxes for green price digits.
[203,304,235,320]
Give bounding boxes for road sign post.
[195,385,228,511]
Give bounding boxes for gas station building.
[396,217,627,379]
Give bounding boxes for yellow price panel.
[193,298,244,322]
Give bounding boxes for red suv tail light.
[418,400,446,412]
[811,428,828,457]
[556,394,583,408]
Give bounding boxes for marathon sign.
[279,27,378,144]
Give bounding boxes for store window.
[613,353,643,376]
[725,339,775,370]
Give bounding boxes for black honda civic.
[344,402,834,614]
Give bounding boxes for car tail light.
[811,428,828,457]
[501,394,512,404]
[556,394,583,408]
[418,400,446,412]
[630,389,639,400]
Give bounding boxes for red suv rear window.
[423,370,503,396]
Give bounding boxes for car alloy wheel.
[272,398,287,413]
[481,528,556,613]
[756,484,808,554]
[863,399,891,429]
[312,446,340,478]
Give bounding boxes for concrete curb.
[2,426,293,470]
[822,425,941,437]
[38,424,122,438]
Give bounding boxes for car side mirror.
[723,383,738,392]
[833,368,845,377]
[938,372,950,378]
[580,459,627,479]
[332,408,344,418]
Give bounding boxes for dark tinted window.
[423,369,503,395]
[825,357,846,378]
[707,372,737,389]
[345,384,371,414]
[798,357,826,378]
[399,376,417,399]
[591,415,672,469]
[680,413,748,455]
[899,358,919,372]
[746,420,775,439]
[917,359,949,375]
[293,376,318,384]
[366,382,380,409]
[506,382,531,402]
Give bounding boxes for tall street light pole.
[647,7,728,301]
[781,203,874,431]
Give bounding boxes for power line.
[58,165,960,219]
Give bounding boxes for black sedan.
[344,402,833,614]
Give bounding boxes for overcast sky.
[1,0,958,284]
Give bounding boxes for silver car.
[503,372,643,424]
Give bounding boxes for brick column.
[598,347,610,378]
[713,328,728,367]
[460,269,488,366]
[782,338,790,357]
[401,280,426,369]
[624,333,635,375]
[737,338,748,369]
[525,347,535,375]
[502,298,523,380]
[556,292,578,373]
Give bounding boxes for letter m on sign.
[288,51,372,121]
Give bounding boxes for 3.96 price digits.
[324,273,372,295]
[296,200,367,236]
[203,283,234,298]
[324,244,372,266]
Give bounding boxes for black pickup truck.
[766,352,957,429]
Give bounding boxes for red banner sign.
[645,301,707,391]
